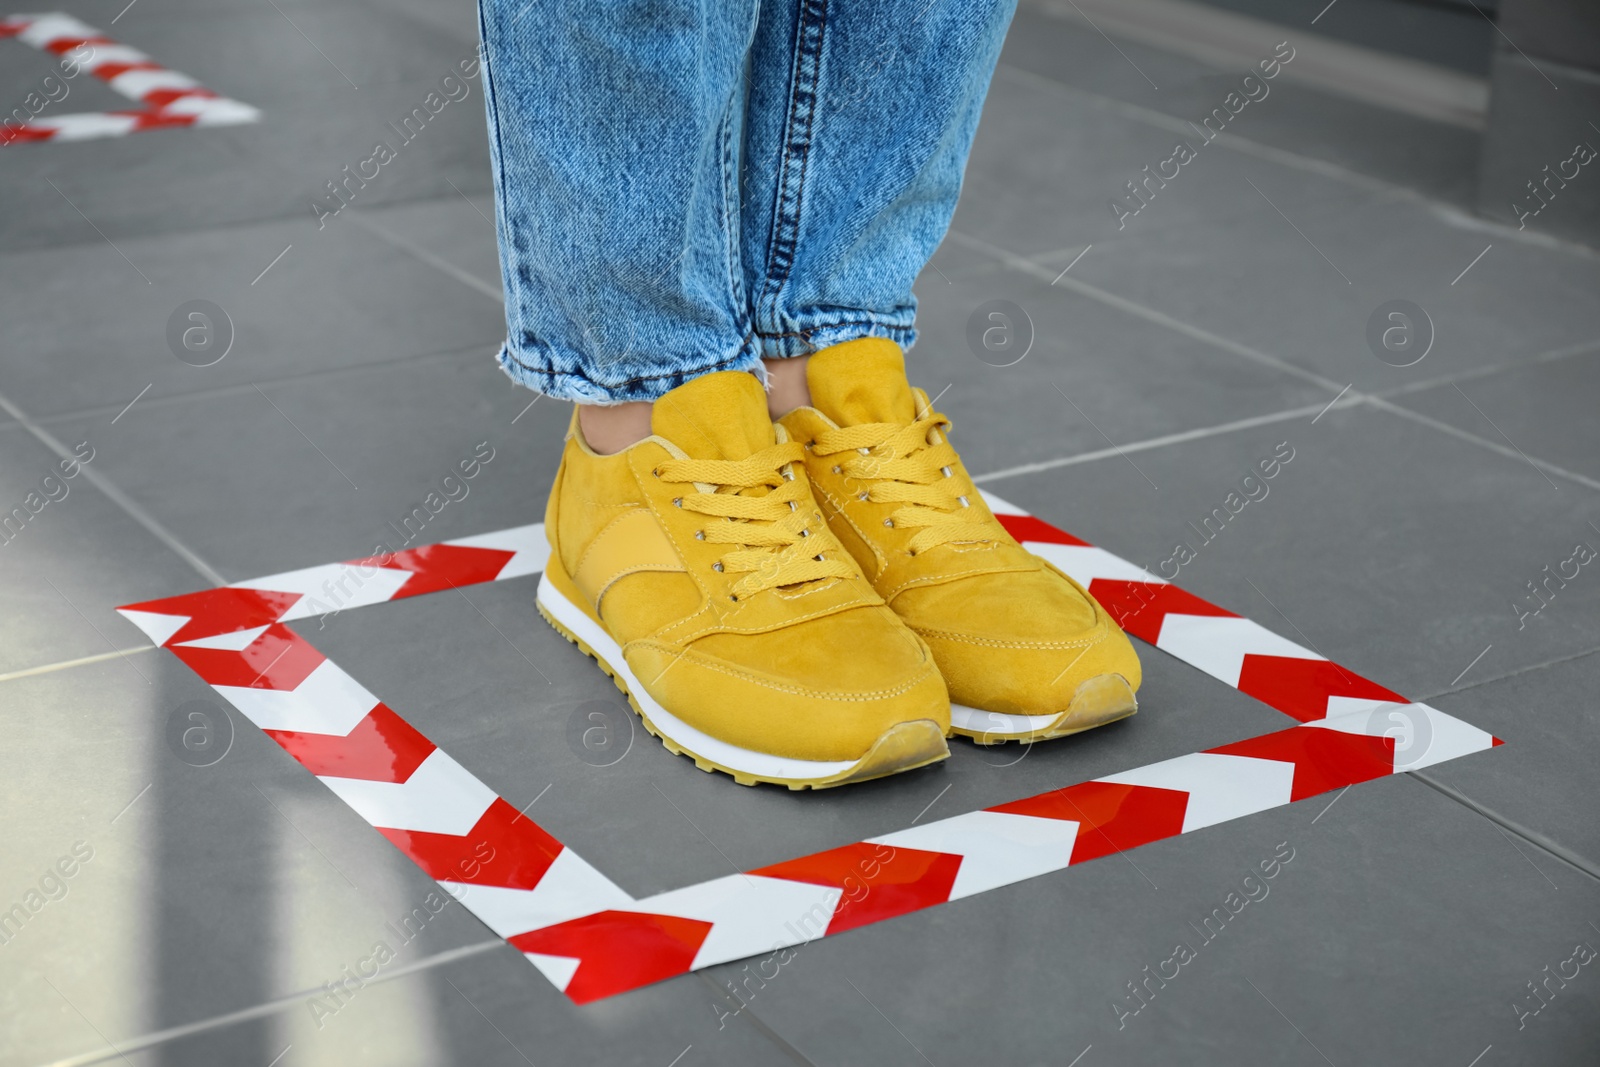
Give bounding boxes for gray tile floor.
[4,1,1598,1065]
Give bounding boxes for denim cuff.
[752,312,918,361]
[495,338,768,405]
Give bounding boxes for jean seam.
[756,0,828,332]
[719,88,747,344]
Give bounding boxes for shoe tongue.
[651,371,774,460]
[805,337,916,426]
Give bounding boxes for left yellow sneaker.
[777,338,1142,744]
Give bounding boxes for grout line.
[43,940,507,1067]
[971,398,1338,483]
[3,176,497,261]
[1407,772,1600,885]
[946,228,1349,393]
[0,388,228,586]
[345,210,505,304]
[30,345,489,429]
[1370,395,1600,494]
[0,645,155,685]
[1411,645,1600,708]
[1371,336,1600,402]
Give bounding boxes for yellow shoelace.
[812,412,998,555]
[656,441,857,599]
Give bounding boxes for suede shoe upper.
[779,339,1141,717]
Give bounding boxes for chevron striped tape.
[116,492,1500,1003]
[2,12,259,144]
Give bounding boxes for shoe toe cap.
[627,606,952,763]
[897,565,1143,718]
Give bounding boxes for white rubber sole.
[949,674,1138,744]
[535,574,948,789]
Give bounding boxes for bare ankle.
[577,401,654,455]
[762,356,812,418]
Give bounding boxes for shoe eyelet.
[814,553,825,562]
[713,561,724,572]
[788,500,798,511]
[652,468,662,478]
[729,593,738,602]
[941,466,953,478]
[805,441,815,451]
[858,492,869,502]
[831,465,842,474]
[799,528,809,538]
[782,468,795,481]
[694,530,705,540]
[672,497,683,507]
[958,496,969,507]
[908,549,916,557]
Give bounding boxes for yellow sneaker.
[777,338,1141,745]
[536,370,950,788]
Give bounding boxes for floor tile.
[1192,0,1494,75]
[1427,649,1600,872]
[2,71,494,250]
[94,9,475,106]
[1,214,503,419]
[43,348,559,580]
[1001,3,1484,204]
[356,195,504,299]
[0,424,206,676]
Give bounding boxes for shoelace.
[656,441,857,599]
[812,411,998,555]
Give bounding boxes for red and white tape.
[2,13,259,144]
[117,491,1500,1003]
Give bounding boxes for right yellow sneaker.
[777,338,1142,745]
[535,370,950,789]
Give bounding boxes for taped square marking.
[117,493,1500,1003]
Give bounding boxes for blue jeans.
[479,0,1016,403]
